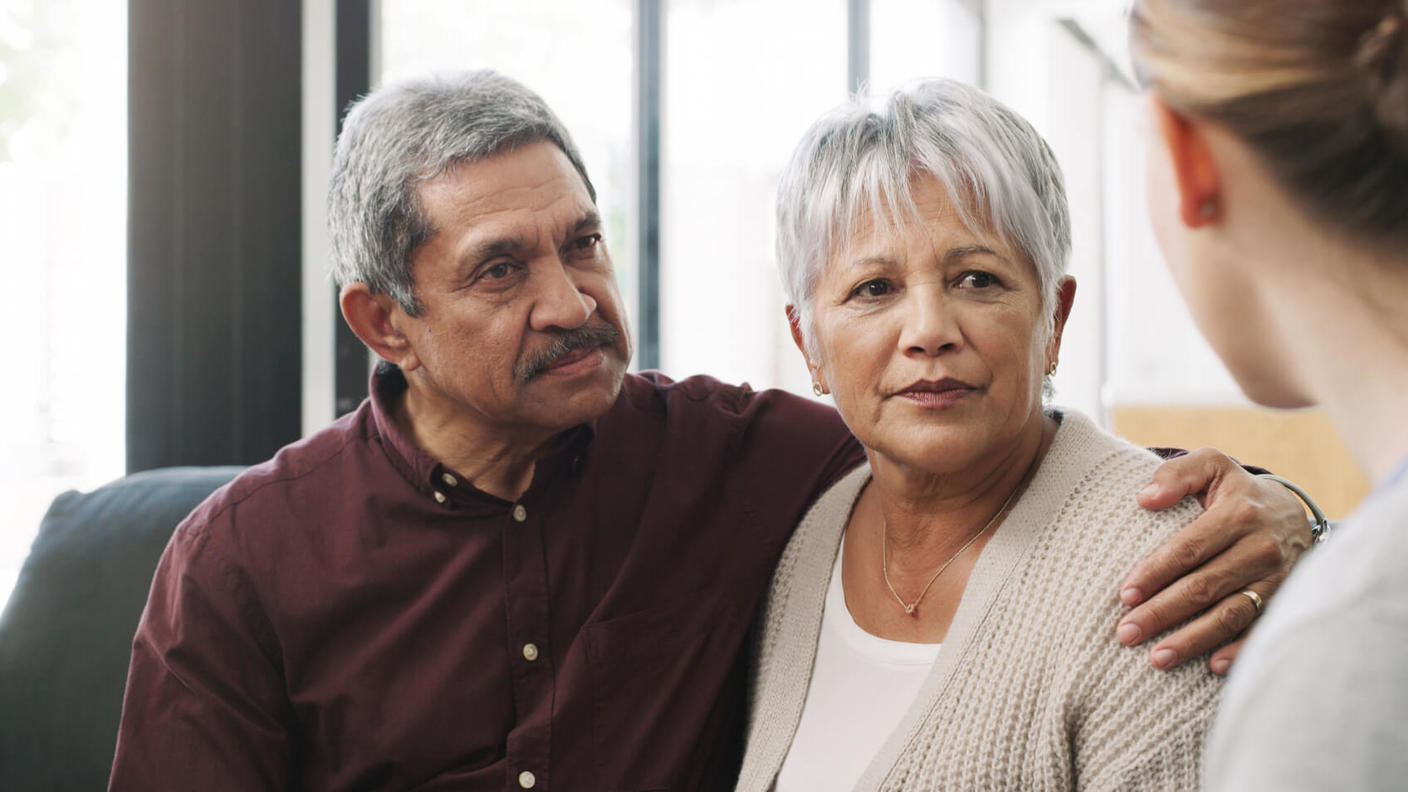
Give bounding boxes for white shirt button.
[433,491,447,504]
[512,504,528,522]
[522,642,539,662]
[441,472,458,487]
[518,770,536,789]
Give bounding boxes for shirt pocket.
[584,593,748,791]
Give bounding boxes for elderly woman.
[1133,0,1408,787]
[738,79,1224,790]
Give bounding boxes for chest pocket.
[584,593,749,791]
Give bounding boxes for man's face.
[391,141,632,441]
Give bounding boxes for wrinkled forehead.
[407,144,602,275]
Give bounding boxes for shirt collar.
[368,362,597,506]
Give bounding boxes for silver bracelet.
[1257,473,1332,544]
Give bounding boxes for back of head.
[1131,0,1408,242]
[327,71,595,314]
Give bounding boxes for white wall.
[302,0,337,436]
[984,0,1247,422]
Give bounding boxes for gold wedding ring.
[1239,589,1264,614]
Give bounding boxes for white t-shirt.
[1204,456,1408,790]
[776,533,940,792]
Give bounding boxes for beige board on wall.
[1112,406,1370,520]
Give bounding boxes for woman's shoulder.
[871,412,1220,789]
[1043,408,1203,545]
[1047,408,1164,475]
[999,410,1204,633]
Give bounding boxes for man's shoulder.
[615,371,846,427]
[178,405,377,546]
[1055,410,1189,513]
[604,371,863,501]
[1035,411,1203,565]
[607,371,857,465]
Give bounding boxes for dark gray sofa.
[0,466,243,790]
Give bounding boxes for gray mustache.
[516,323,620,382]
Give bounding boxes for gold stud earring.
[1048,361,1058,376]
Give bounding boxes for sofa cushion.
[0,466,242,791]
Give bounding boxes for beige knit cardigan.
[738,410,1223,791]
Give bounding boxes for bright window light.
[0,0,126,610]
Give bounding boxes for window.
[659,0,847,392]
[1,0,126,607]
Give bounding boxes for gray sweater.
[1204,460,1408,790]
[739,410,1222,791]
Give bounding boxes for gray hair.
[328,70,596,315]
[776,78,1071,353]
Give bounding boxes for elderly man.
[109,72,1308,791]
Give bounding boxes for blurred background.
[0,0,1367,609]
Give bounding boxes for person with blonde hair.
[1132,1,1408,788]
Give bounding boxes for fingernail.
[1152,648,1176,668]
[1120,586,1143,606]
[1138,483,1159,500]
[1117,622,1142,644]
[1210,658,1231,675]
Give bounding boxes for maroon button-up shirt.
[109,366,864,792]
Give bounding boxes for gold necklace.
[881,484,1022,616]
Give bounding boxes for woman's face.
[803,174,1071,476]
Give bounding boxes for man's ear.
[1149,95,1223,228]
[1047,276,1078,365]
[339,283,420,372]
[785,305,826,391]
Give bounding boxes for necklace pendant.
[904,604,916,615]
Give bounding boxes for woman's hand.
[1116,448,1313,674]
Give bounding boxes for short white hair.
[776,78,1071,352]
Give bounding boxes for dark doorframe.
[332,0,374,416]
[634,0,664,371]
[127,0,304,472]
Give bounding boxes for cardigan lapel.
[856,411,1100,789]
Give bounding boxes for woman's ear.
[785,305,827,392]
[1148,94,1224,228]
[1047,276,1078,364]
[339,283,421,372]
